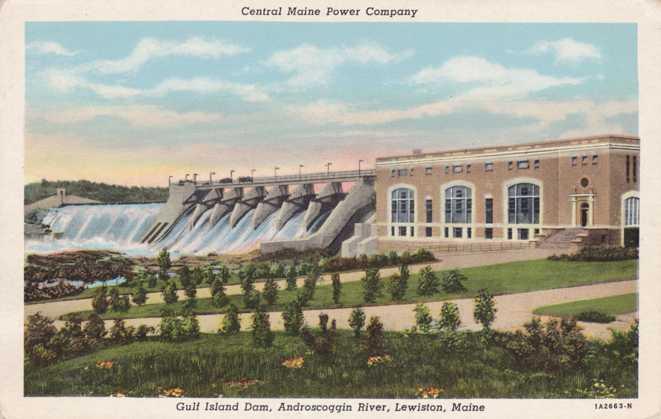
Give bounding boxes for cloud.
[27,41,78,56]
[81,37,249,75]
[527,38,602,64]
[37,104,224,128]
[410,56,583,99]
[266,41,413,88]
[43,69,270,102]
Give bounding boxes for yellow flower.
[281,356,305,369]
[224,379,260,389]
[416,385,443,399]
[367,355,392,367]
[95,360,113,369]
[161,387,185,397]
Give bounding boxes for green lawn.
[533,293,638,318]
[24,330,637,398]
[65,259,637,320]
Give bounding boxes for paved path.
[25,248,560,320]
[51,279,637,341]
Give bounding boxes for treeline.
[24,179,168,205]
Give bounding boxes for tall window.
[444,186,472,223]
[626,155,630,183]
[391,188,415,223]
[507,183,540,224]
[624,197,639,226]
[485,198,493,224]
[633,156,637,183]
[425,198,433,223]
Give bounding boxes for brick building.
[374,135,640,248]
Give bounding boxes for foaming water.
[26,203,315,256]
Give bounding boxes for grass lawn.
[533,293,638,318]
[65,259,637,320]
[24,330,637,398]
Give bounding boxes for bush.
[161,280,179,305]
[218,264,231,284]
[159,310,199,342]
[243,290,261,309]
[109,288,130,312]
[220,304,241,335]
[575,310,616,323]
[147,272,158,289]
[286,265,298,291]
[132,282,148,305]
[301,313,337,357]
[349,307,366,338]
[438,302,461,332]
[441,269,467,293]
[24,313,58,365]
[299,273,318,306]
[83,313,107,341]
[262,276,279,306]
[607,320,638,368]
[91,287,109,314]
[179,266,192,288]
[192,267,204,286]
[251,306,274,348]
[211,284,229,308]
[135,325,155,340]
[157,249,171,276]
[282,297,305,336]
[474,289,497,332]
[331,273,341,304]
[548,246,638,262]
[414,304,433,334]
[184,282,197,299]
[361,268,382,303]
[364,316,386,356]
[109,319,134,344]
[417,266,440,296]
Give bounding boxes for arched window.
[391,188,415,223]
[444,186,472,223]
[507,183,540,224]
[624,196,639,226]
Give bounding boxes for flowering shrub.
[416,385,443,399]
[281,356,304,369]
[95,360,114,369]
[160,387,185,397]
[224,379,260,390]
[366,355,392,367]
[576,379,617,398]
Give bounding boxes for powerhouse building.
[373,135,640,248]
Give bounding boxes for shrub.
[270,262,286,278]
[24,313,58,365]
[243,290,261,309]
[440,269,467,293]
[211,285,229,308]
[180,313,200,339]
[147,272,158,289]
[331,273,341,304]
[218,264,231,284]
[135,324,155,340]
[474,289,497,332]
[414,304,433,334]
[91,287,108,314]
[438,302,461,332]
[132,282,148,305]
[184,282,197,299]
[159,310,199,342]
[161,280,179,305]
[109,288,130,312]
[220,304,241,335]
[364,316,386,356]
[183,296,198,311]
[387,273,407,301]
[286,265,298,290]
[179,266,192,288]
[301,313,337,357]
[608,320,638,368]
[548,246,638,262]
[361,268,382,303]
[282,297,305,335]
[251,306,274,348]
[157,248,171,276]
[83,313,107,341]
[349,307,366,338]
[417,266,440,296]
[262,276,279,306]
[192,267,204,286]
[299,273,318,306]
[109,319,134,344]
[575,310,616,323]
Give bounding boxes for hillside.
[24,179,168,205]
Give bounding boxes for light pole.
[229,169,235,183]
[193,173,198,184]
[299,164,304,179]
[358,159,364,176]
[325,162,332,175]
[168,175,173,186]
[274,166,280,180]
[185,173,190,182]
[209,171,216,184]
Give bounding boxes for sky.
[25,22,638,186]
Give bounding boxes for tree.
[92,286,108,314]
[157,248,171,276]
[282,296,305,335]
[414,304,433,334]
[205,265,217,285]
[211,280,229,308]
[286,265,298,291]
[192,266,204,286]
[300,273,318,306]
[361,268,382,303]
[184,281,197,299]
[417,266,440,296]
[109,319,134,344]
[251,306,274,348]
[331,273,342,305]
[179,266,192,288]
[301,313,336,357]
[83,313,107,341]
[132,282,148,306]
[441,269,467,293]
[220,304,241,335]
[438,302,461,332]
[349,307,366,338]
[109,288,130,312]
[474,289,497,332]
[146,271,158,289]
[218,264,231,284]
[364,316,386,356]
[387,273,405,301]
[263,276,279,306]
[161,280,179,305]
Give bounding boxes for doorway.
[580,202,590,227]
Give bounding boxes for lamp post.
[230,169,235,183]
[325,162,332,175]
[299,164,304,179]
[185,173,190,182]
[358,159,364,176]
[193,173,198,184]
[168,175,173,186]
[209,171,216,184]
[274,166,280,180]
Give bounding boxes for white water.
[26,203,322,256]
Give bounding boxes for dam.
[26,169,376,256]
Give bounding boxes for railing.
[189,169,376,189]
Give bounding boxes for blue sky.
[25,22,638,186]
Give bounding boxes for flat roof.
[376,134,639,165]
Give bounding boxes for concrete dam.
[26,170,376,256]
